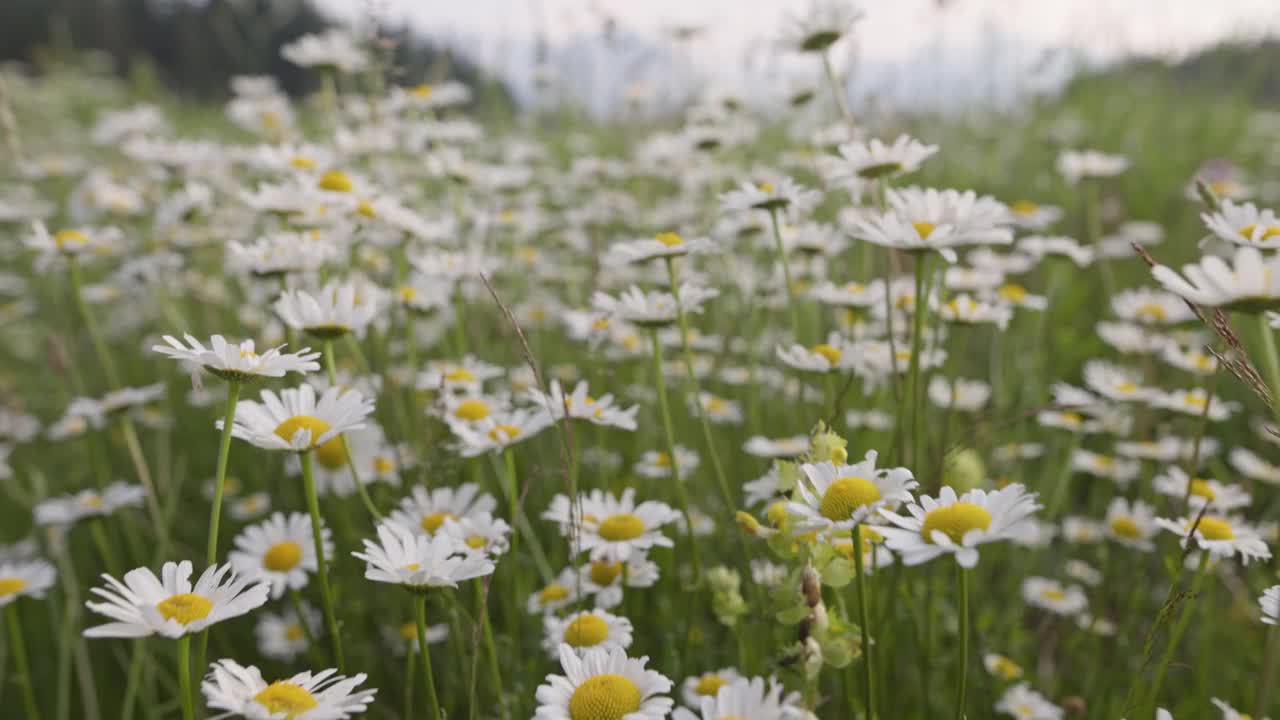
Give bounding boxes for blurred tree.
[0,0,504,103]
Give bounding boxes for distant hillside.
[0,0,506,104]
[1064,39,1279,104]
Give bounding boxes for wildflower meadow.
[2,2,1280,719]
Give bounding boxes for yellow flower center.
[420,511,457,533]
[1135,303,1167,322]
[1239,224,1280,242]
[921,502,992,544]
[155,593,214,625]
[290,156,315,170]
[356,200,377,218]
[653,452,671,468]
[487,424,522,442]
[568,674,642,720]
[1195,516,1234,541]
[589,561,624,587]
[274,415,333,450]
[912,221,936,239]
[538,583,571,604]
[695,673,727,696]
[466,535,488,549]
[253,681,319,717]
[398,286,419,302]
[0,577,27,598]
[597,513,645,541]
[313,435,347,470]
[1189,479,1216,500]
[1011,200,1039,216]
[454,399,491,421]
[412,83,434,99]
[655,232,684,247]
[999,284,1027,302]
[54,229,89,248]
[1110,517,1141,539]
[990,655,1022,680]
[1115,382,1138,395]
[758,182,775,193]
[446,368,477,382]
[563,614,609,647]
[400,622,419,641]
[81,494,104,508]
[1040,588,1066,601]
[373,456,395,474]
[317,170,354,193]
[810,343,842,365]
[285,623,305,642]
[263,541,303,572]
[818,476,882,522]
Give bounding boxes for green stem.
[118,417,167,550]
[416,594,442,720]
[176,635,193,720]
[665,258,734,510]
[1258,315,1280,427]
[954,565,970,720]
[908,255,928,471]
[649,328,702,581]
[6,604,41,720]
[287,588,319,655]
[301,452,345,673]
[404,645,416,720]
[120,639,145,720]
[853,525,875,720]
[69,258,120,387]
[207,380,241,565]
[1147,551,1211,711]
[767,208,802,339]
[322,339,382,520]
[476,579,507,720]
[1257,624,1279,717]
[821,49,854,126]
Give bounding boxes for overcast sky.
[313,0,1280,110]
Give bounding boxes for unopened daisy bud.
[766,501,791,529]
[801,564,822,608]
[808,423,848,465]
[775,461,802,494]
[735,511,771,537]
[943,448,986,492]
[706,566,740,594]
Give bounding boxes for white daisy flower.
[983,654,1024,681]
[945,265,1006,293]
[227,233,338,277]
[84,560,270,638]
[383,619,449,655]
[1064,560,1103,587]
[1061,517,1106,544]
[1096,322,1170,355]
[719,177,821,215]
[528,567,585,615]
[0,559,56,607]
[1203,199,1280,249]
[228,512,330,599]
[995,682,1063,719]
[604,232,716,265]
[1111,288,1197,326]
[990,282,1049,311]
[1155,514,1272,564]
[202,658,376,719]
[25,221,123,268]
[153,334,320,382]
[528,380,639,431]
[578,555,660,610]
[742,435,808,456]
[416,356,505,395]
[231,493,272,522]
[849,210,958,262]
[877,484,1041,568]
[823,135,937,182]
[1211,698,1267,720]
[845,409,895,431]
[447,407,555,457]
[679,668,745,709]
[937,294,1012,329]
[223,384,373,455]
[1104,498,1160,551]
[302,424,408,497]
[254,605,321,662]
[1146,388,1237,421]
[1071,449,1140,486]
[1160,342,1220,376]
[274,281,382,339]
[1083,360,1151,403]
[1019,235,1094,267]
[543,609,634,657]
[776,341,853,373]
[440,512,513,558]
[635,446,700,480]
[1153,467,1251,513]
[352,521,496,591]
[810,279,885,309]
[1152,246,1280,312]
[777,0,864,53]
[1020,577,1088,616]
[786,452,917,534]
[592,285,717,328]
[677,676,797,720]
[280,28,370,72]
[1007,200,1063,231]
[993,443,1046,464]
[928,377,991,411]
[533,645,673,720]
[1056,149,1128,184]
[543,488,681,562]
[690,393,743,425]
[35,482,146,526]
[1261,585,1280,625]
[388,483,499,537]
[969,248,1039,275]
[1229,446,1280,485]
